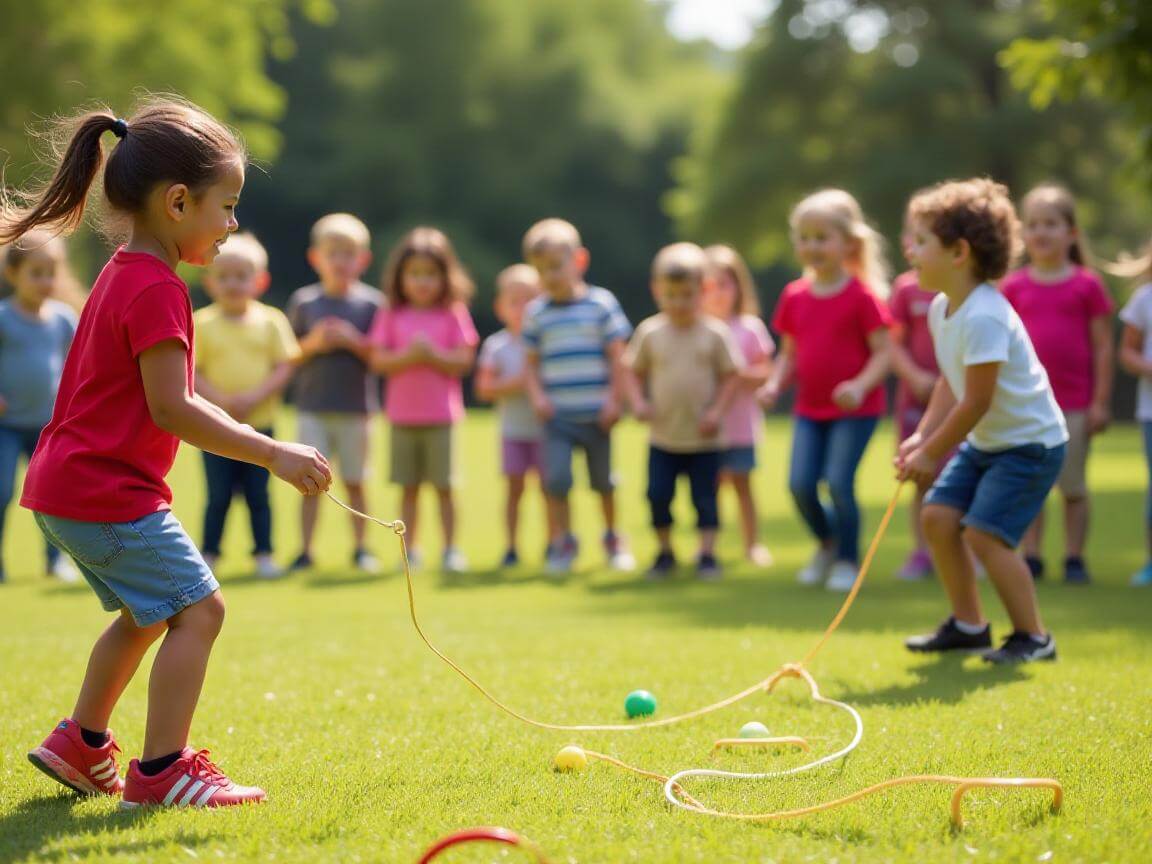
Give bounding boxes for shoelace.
[190,749,229,785]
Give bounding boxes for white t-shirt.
[1119,283,1152,421]
[928,284,1068,451]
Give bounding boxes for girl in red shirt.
[0,98,331,808]
[761,189,892,592]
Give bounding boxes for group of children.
[4,93,1152,809]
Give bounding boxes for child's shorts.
[33,510,218,627]
[391,424,455,488]
[298,411,371,484]
[924,441,1066,548]
[720,445,756,474]
[502,437,542,477]
[542,418,614,497]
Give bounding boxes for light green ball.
[739,721,770,738]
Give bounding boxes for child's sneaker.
[288,552,314,572]
[442,547,468,574]
[1025,555,1045,581]
[905,617,992,653]
[797,546,834,585]
[500,549,520,568]
[825,561,858,592]
[353,548,381,575]
[1131,562,1152,587]
[28,718,124,796]
[1063,556,1091,585]
[49,557,81,583]
[646,550,676,581]
[254,554,283,580]
[603,532,635,572]
[895,549,933,581]
[696,553,722,581]
[747,544,773,568]
[121,748,266,809]
[981,632,1056,664]
[545,534,578,576]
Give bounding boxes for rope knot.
[392,520,407,536]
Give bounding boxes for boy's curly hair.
[908,178,1021,282]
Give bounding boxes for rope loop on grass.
[328,484,1063,830]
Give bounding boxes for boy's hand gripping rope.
[326,487,1062,829]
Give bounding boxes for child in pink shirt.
[889,213,943,582]
[370,228,478,573]
[1002,185,1114,584]
[761,189,892,593]
[702,244,775,566]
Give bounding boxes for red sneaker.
[28,718,125,796]
[121,748,266,809]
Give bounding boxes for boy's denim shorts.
[34,510,219,627]
[924,441,1066,548]
[542,417,614,497]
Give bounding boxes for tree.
[1001,0,1152,172]
[671,0,1152,278]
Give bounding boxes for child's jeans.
[0,424,60,571]
[1142,423,1152,525]
[201,427,274,557]
[788,415,878,563]
[647,446,721,529]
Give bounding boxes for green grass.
[1,413,1150,863]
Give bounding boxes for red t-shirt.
[771,276,891,420]
[22,250,195,522]
[1001,266,1113,411]
[888,270,939,412]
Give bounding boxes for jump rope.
[325,484,1062,860]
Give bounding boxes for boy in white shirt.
[897,178,1067,664]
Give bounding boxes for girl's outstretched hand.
[268,442,333,495]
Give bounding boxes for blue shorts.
[34,510,219,627]
[924,442,1066,548]
[542,418,614,497]
[720,446,757,474]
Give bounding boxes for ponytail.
[1,95,244,247]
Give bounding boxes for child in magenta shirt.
[702,244,775,566]
[1002,184,1114,584]
[371,227,478,573]
[761,189,892,592]
[3,98,330,807]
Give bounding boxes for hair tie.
[110,118,128,140]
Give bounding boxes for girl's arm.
[758,335,794,408]
[898,363,996,484]
[140,340,331,494]
[371,343,417,374]
[890,331,937,402]
[1088,315,1114,434]
[1119,325,1152,376]
[833,328,891,409]
[474,364,526,402]
[736,358,772,389]
[424,344,476,378]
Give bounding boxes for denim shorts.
[34,510,219,627]
[924,441,1066,548]
[542,418,614,496]
[720,445,757,474]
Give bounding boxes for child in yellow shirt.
[194,233,299,577]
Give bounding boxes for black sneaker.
[696,553,722,581]
[288,552,314,572]
[905,617,992,653]
[982,631,1057,664]
[1063,557,1091,585]
[646,550,676,581]
[500,548,520,568]
[1025,555,1045,581]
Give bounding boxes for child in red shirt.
[761,189,892,592]
[0,98,331,808]
[1002,185,1114,584]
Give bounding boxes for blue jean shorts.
[34,510,219,627]
[720,445,757,474]
[542,418,614,497]
[924,441,1066,548]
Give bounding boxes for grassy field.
[1,413,1150,863]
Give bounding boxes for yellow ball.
[553,745,588,772]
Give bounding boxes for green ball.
[740,721,770,738]
[624,689,657,718]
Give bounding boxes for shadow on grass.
[836,653,1028,707]
[0,793,211,863]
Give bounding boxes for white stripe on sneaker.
[92,765,118,781]
[178,780,205,807]
[162,774,192,805]
[193,785,217,807]
[90,757,113,772]
[103,776,120,789]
